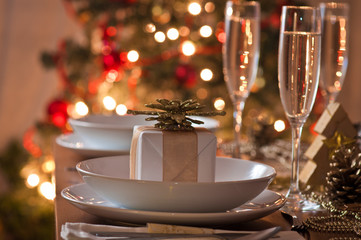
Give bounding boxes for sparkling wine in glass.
[320,2,349,105]
[278,6,322,212]
[223,1,260,157]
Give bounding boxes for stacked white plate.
[62,183,285,226]
[62,155,285,226]
[59,114,285,225]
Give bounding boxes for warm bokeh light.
[145,23,156,33]
[27,173,40,188]
[204,2,215,13]
[152,5,162,17]
[167,28,179,40]
[154,31,166,43]
[338,56,344,64]
[75,101,89,116]
[217,31,226,43]
[196,88,208,99]
[102,45,112,55]
[254,76,266,90]
[179,26,190,37]
[188,2,202,15]
[199,25,212,38]
[339,18,346,51]
[106,69,118,82]
[116,104,128,115]
[200,68,213,81]
[214,98,225,110]
[42,159,55,173]
[127,50,139,62]
[274,119,286,132]
[39,182,55,200]
[181,41,196,56]
[103,96,116,110]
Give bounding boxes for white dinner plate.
[61,183,286,226]
[56,133,128,158]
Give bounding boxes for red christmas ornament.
[103,50,126,71]
[47,99,69,128]
[175,64,197,88]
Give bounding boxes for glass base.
[281,191,321,213]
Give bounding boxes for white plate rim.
[61,183,286,226]
[56,133,128,157]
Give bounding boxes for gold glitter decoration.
[127,99,225,131]
[303,192,361,238]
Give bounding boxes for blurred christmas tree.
[40,0,302,135]
[1,0,321,239]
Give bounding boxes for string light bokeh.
[21,0,293,203]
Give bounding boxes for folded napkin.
[61,222,305,240]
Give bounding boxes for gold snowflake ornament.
[127,99,226,131]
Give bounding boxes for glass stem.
[233,100,245,158]
[289,124,303,197]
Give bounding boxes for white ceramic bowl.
[69,115,152,151]
[76,155,276,213]
[69,115,219,151]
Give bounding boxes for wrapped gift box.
[130,126,217,182]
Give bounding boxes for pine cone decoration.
[325,143,361,204]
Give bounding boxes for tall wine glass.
[320,2,349,105]
[223,1,260,158]
[278,6,321,212]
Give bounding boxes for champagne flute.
[278,6,321,212]
[320,2,349,105]
[223,1,260,158]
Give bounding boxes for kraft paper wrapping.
[163,130,198,182]
[130,126,199,182]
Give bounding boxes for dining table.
[53,141,356,240]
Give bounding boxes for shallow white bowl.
[69,115,152,151]
[76,155,276,213]
[69,114,219,151]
